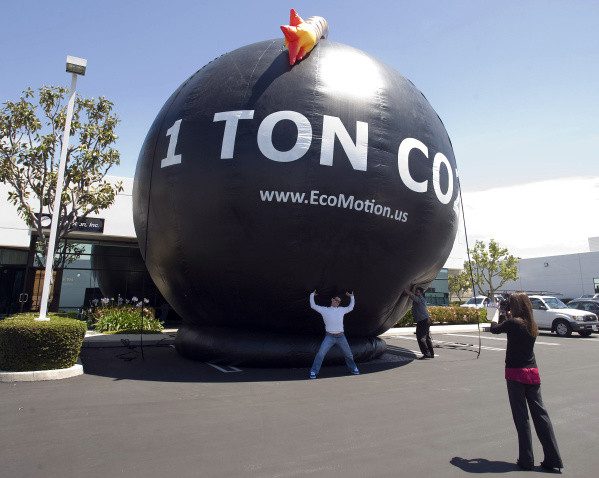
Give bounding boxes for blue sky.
[2,0,598,193]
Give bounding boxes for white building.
[502,251,599,300]
[0,177,135,245]
[0,177,142,316]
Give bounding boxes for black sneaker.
[540,461,563,473]
[516,460,533,471]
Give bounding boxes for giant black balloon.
[133,39,459,365]
[90,244,178,319]
[90,244,151,301]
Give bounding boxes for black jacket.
[491,318,537,368]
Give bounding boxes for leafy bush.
[89,305,163,334]
[58,310,83,320]
[0,313,86,371]
[394,306,487,327]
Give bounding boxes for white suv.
[461,295,502,309]
[528,295,599,337]
[461,296,490,309]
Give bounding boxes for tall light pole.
[37,56,87,321]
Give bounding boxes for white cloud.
[456,176,599,259]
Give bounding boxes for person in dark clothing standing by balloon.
[491,292,563,472]
[404,287,435,359]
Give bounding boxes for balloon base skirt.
[175,324,386,367]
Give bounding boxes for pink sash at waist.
[505,367,541,385]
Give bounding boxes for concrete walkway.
[83,329,177,348]
[82,324,489,347]
[382,323,489,337]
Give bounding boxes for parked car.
[461,296,491,309]
[574,294,599,300]
[461,295,502,309]
[528,295,598,337]
[565,299,599,323]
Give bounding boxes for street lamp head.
[66,55,87,76]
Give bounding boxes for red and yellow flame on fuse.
[280,9,329,66]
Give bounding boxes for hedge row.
[0,313,86,372]
[394,306,487,327]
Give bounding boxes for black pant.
[506,379,563,468]
[415,320,434,357]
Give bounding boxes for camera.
[498,293,511,322]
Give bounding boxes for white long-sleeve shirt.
[309,292,355,333]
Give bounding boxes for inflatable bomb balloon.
[90,244,173,313]
[133,26,459,366]
[91,245,150,300]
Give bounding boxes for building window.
[0,248,29,317]
[424,268,450,306]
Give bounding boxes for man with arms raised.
[309,290,360,379]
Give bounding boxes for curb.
[83,332,176,348]
[0,359,84,382]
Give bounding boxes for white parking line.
[387,337,440,356]
[392,336,417,342]
[445,333,560,346]
[408,349,440,357]
[391,347,425,356]
[207,363,242,373]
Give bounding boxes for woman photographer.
[490,292,563,472]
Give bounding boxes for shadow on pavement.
[450,457,521,473]
[80,344,415,383]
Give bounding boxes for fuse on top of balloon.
[280,8,328,66]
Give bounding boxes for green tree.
[464,239,519,299]
[0,86,122,267]
[448,270,472,302]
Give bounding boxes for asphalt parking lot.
[2,330,598,477]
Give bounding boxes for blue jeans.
[310,333,358,375]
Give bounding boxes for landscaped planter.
[0,313,86,372]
